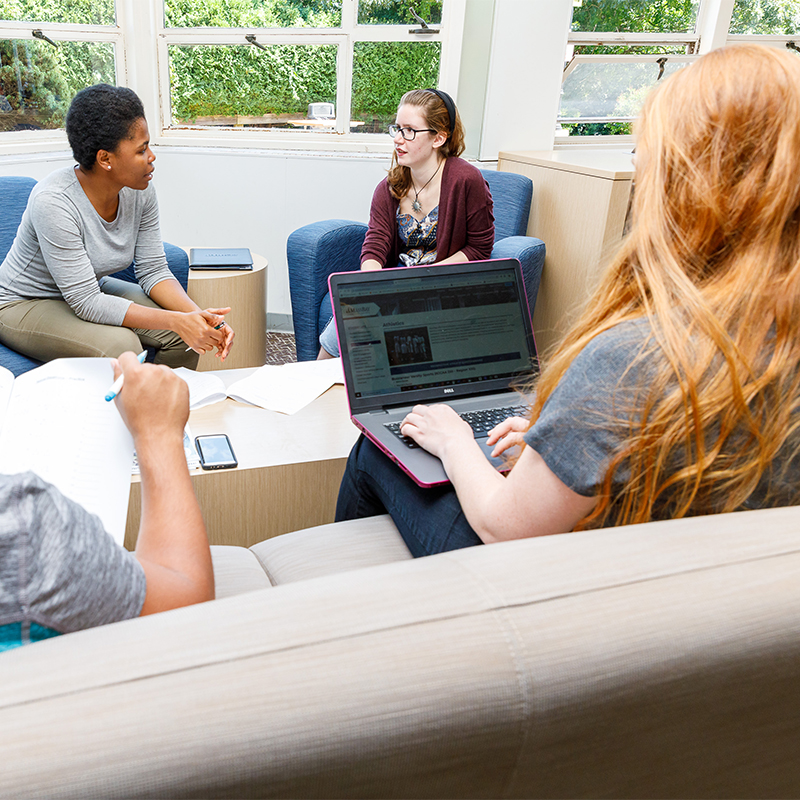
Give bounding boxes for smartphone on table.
[195,434,238,470]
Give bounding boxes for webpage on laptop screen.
[339,271,532,399]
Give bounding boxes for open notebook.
[0,359,134,545]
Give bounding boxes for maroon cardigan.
[360,156,495,268]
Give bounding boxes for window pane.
[168,44,337,129]
[351,42,440,133]
[0,39,115,132]
[729,0,800,34]
[0,0,115,25]
[164,0,341,28]
[571,0,699,34]
[357,0,442,26]
[559,59,690,136]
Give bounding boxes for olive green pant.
[0,278,200,369]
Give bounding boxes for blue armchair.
[0,175,190,376]
[287,169,545,361]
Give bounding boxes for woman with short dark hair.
[0,83,234,367]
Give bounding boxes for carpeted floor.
[264,330,298,365]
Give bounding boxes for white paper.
[173,367,228,410]
[282,357,344,384]
[0,359,134,545]
[227,364,337,415]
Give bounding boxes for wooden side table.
[497,150,634,360]
[186,252,268,371]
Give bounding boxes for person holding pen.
[0,351,214,651]
[0,83,234,368]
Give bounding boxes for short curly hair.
[65,84,145,170]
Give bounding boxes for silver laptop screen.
[335,265,536,402]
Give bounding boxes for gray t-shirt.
[0,472,146,651]
[524,320,800,515]
[0,167,174,326]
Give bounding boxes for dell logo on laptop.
[443,388,454,394]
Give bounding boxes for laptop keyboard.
[385,405,529,449]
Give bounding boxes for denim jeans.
[318,313,339,357]
[335,435,483,557]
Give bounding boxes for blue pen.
[104,350,148,402]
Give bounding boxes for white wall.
[153,148,388,324]
[0,149,388,325]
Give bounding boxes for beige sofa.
[2,507,800,799]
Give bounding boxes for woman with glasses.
[318,88,494,358]
[336,45,800,555]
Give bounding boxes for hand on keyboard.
[486,415,530,458]
[387,405,529,453]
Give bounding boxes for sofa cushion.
[250,514,412,585]
[210,545,273,597]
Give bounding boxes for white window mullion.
[438,0,466,94]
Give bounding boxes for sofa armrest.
[288,220,368,361]
[490,235,546,316]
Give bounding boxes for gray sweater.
[0,167,174,326]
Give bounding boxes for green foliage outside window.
[164,0,341,28]
[571,0,698,33]
[0,39,114,131]
[352,42,441,132]
[169,43,337,122]
[0,0,114,25]
[357,0,441,25]
[730,0,800,34]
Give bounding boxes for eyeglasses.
[388,124,436,141]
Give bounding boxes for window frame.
[0,0,466,155]
[0,17,125,154]
[556,0,721,147]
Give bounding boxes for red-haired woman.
[337,45,800,555]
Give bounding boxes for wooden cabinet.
[497,150,634,360]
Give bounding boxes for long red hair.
[527,44,800,528]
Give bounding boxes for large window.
[560,0,800,142]
[159,0,456,141]
[0,0,463,149]
[560,0,701,139]
[0,1,118,135]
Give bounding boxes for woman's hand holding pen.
[173,307,233,359]
[202,307,235,360]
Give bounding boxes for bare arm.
[113,352,214,614]
[400,404,597,542]
[361,259,383,271]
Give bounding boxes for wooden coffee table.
[124,367,360,550]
